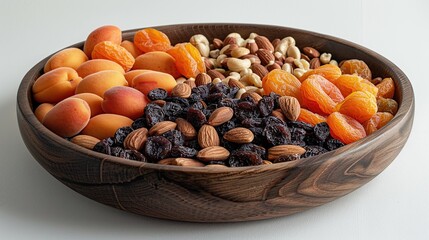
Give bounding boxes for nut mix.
[31,25,398,167]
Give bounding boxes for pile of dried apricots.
[31,25,398,164]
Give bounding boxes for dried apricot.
[363,112,394,135]
[300,74,344,115]
[335,91,377,123]
[91,41,135,71]
[262,69,302,100]
[377,97,398,115]
[339,59,372,80]
[334,74,378,97]
[297,108,326,126]
[134,28,171,53]
[327,112,366,144]
[167,43,206,78]
[376,77,395,99]
[299,64,342,82]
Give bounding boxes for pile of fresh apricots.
[32,25,397,147]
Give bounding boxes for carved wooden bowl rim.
[17,23,414,174]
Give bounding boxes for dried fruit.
[228,150,263,167]
[340,59,372,80]
[167,43,206,78]
[376,77,395,99]
[377,97,398,115]
[134,28,171,53]
[144,136,172,162]
[91,41,135,71]
[262,69,302,100]
[335,91,377,123]
[300,64,342,82]
[363,112,394,135]
[327,112,366,144]
[297,108,326,126]
[334,74,378,97]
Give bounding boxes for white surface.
[1,0,428,239]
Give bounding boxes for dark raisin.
[302,145,328,158]
[241,118,263,128]
[235,101,258,120]
[144,136,172,162]
[110,146,124,157]
[264,116,285,126]
[210,82,229,94]
[206,160,226,165]
[188,93,202,103]
[226,86,239,98]
[132,117,147,129]
[113,126,133,146]
[125,150,147,162]
[248,127,264,145]
[264,123,291,146]
[228,150,263,167]
[219,98,237,108]
[215,120,236,135]
[170,145,197,158]
[187,107,206,129]
[147,88,167,101]
[192,85,210,99]
[165,97,190,108]
[290,127,307,142]
[145,103,165,127]
[238,143,267,159]
[163,102,183,121]
[287,121,313,132]
[258,95,275,116]
[272,154,300,163]
[190,101,205,110]
[221,139,241,152]
[93,138,113,155]
[269,92,281,108]
[325,138,345,151]
[184,139,200,150]
[161,130,184,146]
[313,122,330,142]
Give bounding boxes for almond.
[175,158,205,167]
[255,36,274,52]
[203,57,214,70]
[223,127,254,144]
[184,79,196,89]
[195,72,212,86]
[310,58,321,69]
[228,78,245,89]
[241,92,262,103]
[197,146,230,162]
[266,62,281,71]
[70,134,100,150]
[267,145,306,161]
[212,38,223,49]
[303,47,320,58]
[152,99,166,107]
[207,106,234,126]
[245,39,258,54]
[198,124,220,148]
[207,69,225,80]
[158,158,177,165]
[123,128,148,151]
[175,118,196,140]
[171,83,191,98]
[278,96,301,121]
[271,109,286,122]
[256,49,275,66]
[251,63,269,79]
[149,121,177,136]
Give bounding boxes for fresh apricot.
[42,98,91,137]
[335,91,377,123]
[327,112,366,144]
[83,25,122,57]
[134,28,171,53]
[75,70,128,97]
[32,67,82,103]
[120,40,142,58]
[262,69,302,100]
[299,64,342,82]
[81,114,133,140]
[91,41,135,71]
[334,74,378,97]
[34,103,54,122]
[44,48,88,72]
[102,86,148,120]
[132,71,177,95]
[76,59,125,78]
[124,69,153,86]
[71,93,104,117]
[133,51,181,78]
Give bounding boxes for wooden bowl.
[17,23,414,222]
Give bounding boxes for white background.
[1,0,428,239]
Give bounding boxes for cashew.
[231,47,250,58]
[212,78,222,84]
[240,68,252,77]
[287,45,301,59]
[235,88,247,98]
[320,53,332,64]
[227,33,245,46]
[240,73,262,87]
[195,43,210,57]
[294,59,310,70]
[190,34,209,46]
[282,63,292,73]
[293,68,307,78]
[275,36,296,55]
[229,71,241,80]
[329,59,338,66]
[209,49,220,58]
[227,58,251,72]
[216,54,227,67]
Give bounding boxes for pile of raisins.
[93,82,344,167]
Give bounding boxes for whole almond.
[303,47,320,58]
[241,92,262,103]
[271,38,281,49]
[171,83,191,98]
[149,121,177,136]
[124,128,148,151]
[271,109,286,122]
[251,63,269,79]
[228,78,245,89]
[266,62,281,71]
[197,146,230,162]
[195,73,212,86]
[223,36,237,45]
[310,58,321,69]
[256,49,275,66]
[268,145,306,161]
[223,127,254,144]
[208,106,234,126]
[204,57,215,70]
[245,39,258,54]
[158,158,177,165]
[212,38,223,49]
[255,36,274,52]
[198,124,220,148]
[207,69,225,80]
[278,96,301,121]
[175,158,205,167]
[70,135,100,150]
[175,118,196,140]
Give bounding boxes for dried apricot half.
[262,69,302,100]
[299,64,342,82]
[300,74,344,115]
[134,28,172,53]
[91,41,135,71]
[376,77,395,99]
[167,43,206,78]
[327,112,366,144]
[334,74,378,97]
[339,59,372,80]
[363,112,394,135]
[377,97,398,115]
[297,108,327,126]
[334,91,377,123]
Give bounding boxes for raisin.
[113,126,133,146]
[132,117,147,129]
[248,127,264,145]
[125,150,147,162]
[190,101,205,110]
[264,116,285,126]
[235,101,258,120]
[188,93,202,103]
[93,138,114,155]
[163,102,183,120]
[144,136,172,162]
[228,150,263,167]
[241,118,263,128]
[187,107,207,129]
[272,154,300,163]
[165,96,190,108]
[290,127,307,142]
[145,103,165,127]
[219,98,237,108]
[238,143,267,159]
[161,130,184,146]
[184,139,200,150]
[170,145,197,158]
[207,160,226,165]
[215,120,236,135]
[258,95,275,117]
[206,92,225,104]
[302,145,328,158]
[264,123,291,146]
[210,82,229,94]
[287,121,314,132]
[147,88,167,101]
[325,138,345,151]
[192,85,210,99]
[110,146,124,157]
[313,122,330,142]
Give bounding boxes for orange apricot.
[75,70,128,97]
[32,67,82,103]
[133,51,181,78]
[376,77,395,99]
[120,40,143,58]
[327,112,366,144]
[297,108,327,126]
[124,69,153,86]
[262,69,301,100]
[363,112,394,135]
[102,86,148,120]
[340,59,372,80]
[132,71,177,95]
[334,74,378,97]
[34,103,54,122]
[334,91,377,123]
[44,48,88,73]
[83,25,122,57]
[167,43,206,78]
[134,28,171,53]
[91,41,135,71]
[76,59,125,78]
[299,64,342,82]
[42,98,91,137]
[71,93,104,117]
[81,114,133,140]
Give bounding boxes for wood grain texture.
[16,23,414,222]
